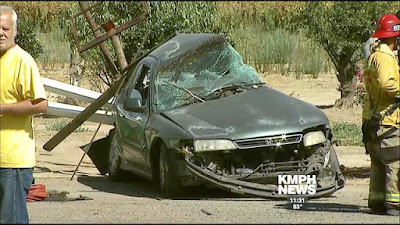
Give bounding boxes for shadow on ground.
[77,173,271,201]
[340,166,370,179]
[77,174,161,199]
[316,104,335,109]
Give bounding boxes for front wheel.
[159,144,180,199]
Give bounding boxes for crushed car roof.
[149,33,225,67]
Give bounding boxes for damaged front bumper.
[184,143,345,199]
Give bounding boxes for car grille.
[234,133,303,149]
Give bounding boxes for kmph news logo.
[278,175,316,195]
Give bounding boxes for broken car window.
[155,42,263,112]
[127,65,151,106]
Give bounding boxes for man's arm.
[0,99,48,116]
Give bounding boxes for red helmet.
[372,14,400,38]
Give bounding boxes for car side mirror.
[123,98,144,112]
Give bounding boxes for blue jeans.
[0,168,33,224]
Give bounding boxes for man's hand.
[0,99,48,116]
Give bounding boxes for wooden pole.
[78,1,120,78]
[102,20,128,70]
[43,77,125,151]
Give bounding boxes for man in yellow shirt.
[362,13,400,216]
[0,6,48,224]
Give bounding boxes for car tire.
[159,144,180,199]
[107,129,124,181]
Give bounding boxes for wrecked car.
[87,33,345,199]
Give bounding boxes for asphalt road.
[29,131,399,224]
[28,171,399,224]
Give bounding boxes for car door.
[114,60,153,173]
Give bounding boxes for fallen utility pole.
[43,31,178,152]
[43,1,149,151]
[70,32,178,179]
[71,1,149,80]
[42,77,114,109]
[43,77,125,151]
[72,1,149,54]
[69,29,155,178]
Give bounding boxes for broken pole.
[78,1,120,78]
[102,20,128,70]
[43,2,154,152]
[43,32,177,152]
[43,77,125,152]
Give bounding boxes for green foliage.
[217,1,333,77]
[3,1,73,59]
[3,1,73,30]
[36,25,70,65]
[10,1,398,87]
[218,2,306,32]
[45,120,90,133]
[15,19,43,59]
[68,1,224,87]
[227,24,332,76]
[298,1,399,103]
[230,25,294,71]
[289,32,332,77]
[332,122,363,146]
[125,1,223,61]
[299,1,397,65]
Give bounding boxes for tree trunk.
[334,57,358,108]
[69,52,84,87]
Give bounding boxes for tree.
[299,1,399,108]
[14,19,43,59]
[3,1,73,59]
[68,1,224,90]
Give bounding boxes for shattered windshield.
[155,41,263,112]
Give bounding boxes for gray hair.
[0,6,18,30]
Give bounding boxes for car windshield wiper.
[209,81,266,94]
[162,80,205,102]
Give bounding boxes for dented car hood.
[162,86,329,140]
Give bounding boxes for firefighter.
[364,11,400,63]
[362,13,400,216]
[397,11,400,65]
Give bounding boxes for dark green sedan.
[88,33,345,199]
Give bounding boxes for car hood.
[161,86,329,140]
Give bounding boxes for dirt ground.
[27,70,399,223]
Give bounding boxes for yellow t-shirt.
[0,45,47,168]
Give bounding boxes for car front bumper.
[183,143,345,199]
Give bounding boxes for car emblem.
[265,138,273,145]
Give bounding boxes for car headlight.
[194,139,237,152]
[303,131,326,147]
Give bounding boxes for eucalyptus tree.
[299,1,399,107]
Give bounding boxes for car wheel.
[159,144,180,199]
[107,129,123,181]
